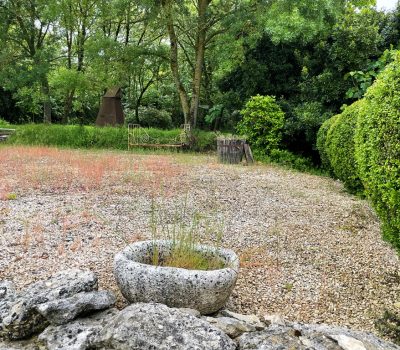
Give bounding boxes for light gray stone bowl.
[113,240,239,315]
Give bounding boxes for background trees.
[0,0,399,162]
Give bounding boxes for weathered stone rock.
[220,309,265,330]
[297,323,400,350]
[238,322,400,350]
[204,316,255,338]
[90,303,236,350]
[178,308,201,318]
[238,325,311,350]
[0,338,39,350]
[0,269,98,340]
[262,313,286,326]
[35,290,116,326]
[329,334,366,350]
[0,281,16,301]
[114,240,240,314]
[38,308,118,350]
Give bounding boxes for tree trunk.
[162,0,190,125]
[42,80,51,123]
[189,0,209,129]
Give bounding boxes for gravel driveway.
[0,146,399,336]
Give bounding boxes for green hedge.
[325,101,364,194]
[355,55,400,250]
[6,124,217,152]
[316,114,338,174]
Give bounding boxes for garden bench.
[0,128,15,142]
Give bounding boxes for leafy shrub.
[138,107,172,129]
[237,95,285,154]
[355,54,400,250]
[316,114,338,174]
[0,118,10,127]
[325,101,364,193]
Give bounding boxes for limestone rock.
[35,290,116,325]
[220,309,265,330]
[262,313,286,326]
[0,281,16,301]
[38,308,118,350]
[237,322,400,350]
[0,338,39,350]
[90,303,236,350]
[178,308,201,318]
[204,316,255,338]
[329,334,366,350]
[0,269,98,340]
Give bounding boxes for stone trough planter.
[114,240,239,314]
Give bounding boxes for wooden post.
[217,138,246,164]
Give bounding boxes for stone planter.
[113,240,239,315]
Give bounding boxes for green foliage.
[325,101,364,193]
[268,149,316,173]
[345,49,397,99]
[316,114,338,173]
[285,101,334,151]
[355,54,400,250]
[137,107,173,129]
[376,310,400,345]
[237,95,285,154]
[0,118,10,127]
[8,124,216,152]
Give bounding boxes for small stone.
[262,313,286,326]
[219,310,265,330]
[204,316,255,338]
[330,334,367,350]
[178,308,201,318]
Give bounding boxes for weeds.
[148,195,226,271]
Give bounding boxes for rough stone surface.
[38,308,118,350]
[204,316,254,338]
[35,290,116,325]
[0,269,98,340]
[114,240,240,314]
[262,313,287,326]
[220,309,266,330]
[0,281,16,301]
[178,308,201,318]
[237,323,400,350]
[0,339,39,350]
[90,302,237,350]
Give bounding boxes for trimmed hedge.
[237,95,285,154]
[316,114,338,174]
[325,101,364,194]
[6,124,217,152]
[355,55,400,250]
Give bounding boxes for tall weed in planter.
[237,95,285,154]
[355,54,400,250]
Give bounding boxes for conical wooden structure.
[96,87,124,126]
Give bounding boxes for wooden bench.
[0,128,16,142]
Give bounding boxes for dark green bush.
[137,107,173,129]
[316,114,338,174]
[355,54,400,250]
[7,124,216,152]
[236,95,285,154]
[325,101,364,193]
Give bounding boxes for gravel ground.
[0,146,399,337]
